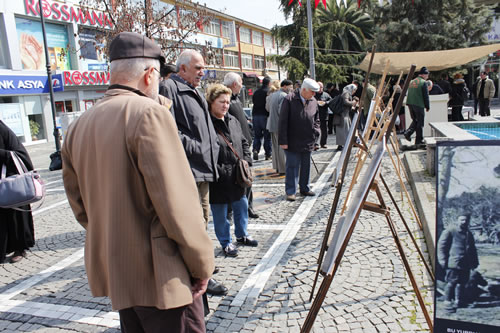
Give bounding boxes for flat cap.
[109,32,165,65]
[419,66,429,75]
[301,78,320,92]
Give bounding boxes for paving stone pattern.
[0,136,434,332]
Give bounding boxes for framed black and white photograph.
[322,139,386,275]
[434,140,500,333]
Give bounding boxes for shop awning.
[358,43,500,75]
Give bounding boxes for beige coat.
[62,88,214,311]
[476,78,495,100]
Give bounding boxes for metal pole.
[39,0,61,152]
[306,0,315,79]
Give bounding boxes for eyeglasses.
[145,67,160,75]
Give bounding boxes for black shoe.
[404,131,412,141]
[336,145,343,151]
[265,155,272,160]
[300,190,315,196]
[206,278,227,296]
[213,267,219,274]
[248,209,259,219]
[253,151,259,161]
[223,243,238,257]
[236,236,258,247]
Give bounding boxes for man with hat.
[62,32,214,332]
[437,210,479,313]
[404,66,430,148]
[279,78,321,201]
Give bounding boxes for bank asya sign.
[24,0,113,29]
[0,74,64,95]
[63,70,110,86]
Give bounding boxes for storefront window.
[55,100,75,112]
[16,17,72,71]
[79,27,107,71]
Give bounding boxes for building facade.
[0,0,286,145]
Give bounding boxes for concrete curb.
[403,149,436,270]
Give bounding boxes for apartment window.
[240,27,251,43]
[224,50,239,68]
[241,54,253,69]
[222,21,232,37]
[204,19,221,36]
[264,34,274,48]
[254,55,265,70]
[253,31,263,46]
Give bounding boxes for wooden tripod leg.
[310,183,343,301]
[384,212,434,332]
[302,273,335,333]
[386,140,423,230]
[379,175,435,281]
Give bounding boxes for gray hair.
[223,72,241,87]
[301,78,320,92]
[110,58,160,83]
[176,49,201,72]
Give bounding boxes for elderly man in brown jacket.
[62,32,214,333]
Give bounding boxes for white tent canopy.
[358,43,500,75]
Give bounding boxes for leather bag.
[0,151,45,209]
[216,129,253,188]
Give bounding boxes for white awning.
[358,43,500,75]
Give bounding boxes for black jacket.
[159,74,219,182]
[228,93,252,143]
[449,79,467,107]
[252,85,270,117]
[279,89,320,153]
[209,114,252,204]
[0,120,35,262]
[315,91,332,121]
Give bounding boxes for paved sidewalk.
[0,134,434,332]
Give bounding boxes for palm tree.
[316,0,374,52]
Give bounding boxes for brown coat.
[62,88,214,311]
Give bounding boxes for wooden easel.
[302,172,433,333]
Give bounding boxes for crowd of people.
[1,30,497,332]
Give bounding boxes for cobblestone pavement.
[0,134,435,332]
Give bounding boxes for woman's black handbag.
[216,130,253,188]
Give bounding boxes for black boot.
[206,278,227,296]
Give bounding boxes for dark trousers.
[252,115,271,156]
[319,114,328,146]
[327,114,334,134]
[406,105,425,145]
[119,297,205,333]
[473,98,479,115]
[478,98,490,116]
[451,106,464,121]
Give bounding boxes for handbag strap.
[1,151,28,179]
[216,128,241,160]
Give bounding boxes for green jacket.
[406,76,430,109]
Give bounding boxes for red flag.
[288,0,302,6]
[314,0,327,9]
[358,0,361,8]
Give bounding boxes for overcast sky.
[201,0,289,29]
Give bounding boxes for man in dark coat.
[279,78,320,202]
[159,49,226,296]
[0,120,35,264]
[437,212,479,312]
[252,76,272,160]
[436,73,451,94]
[315,82,332,149]
[224,72,258,219]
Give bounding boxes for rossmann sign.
[24,0,113,29]
[63,71,110,86]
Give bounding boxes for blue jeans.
[252,115,272,156]
[284,150,311,195]
[210,195,249,248]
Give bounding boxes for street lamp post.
[306,0,316,79]
[39,0,62,170]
